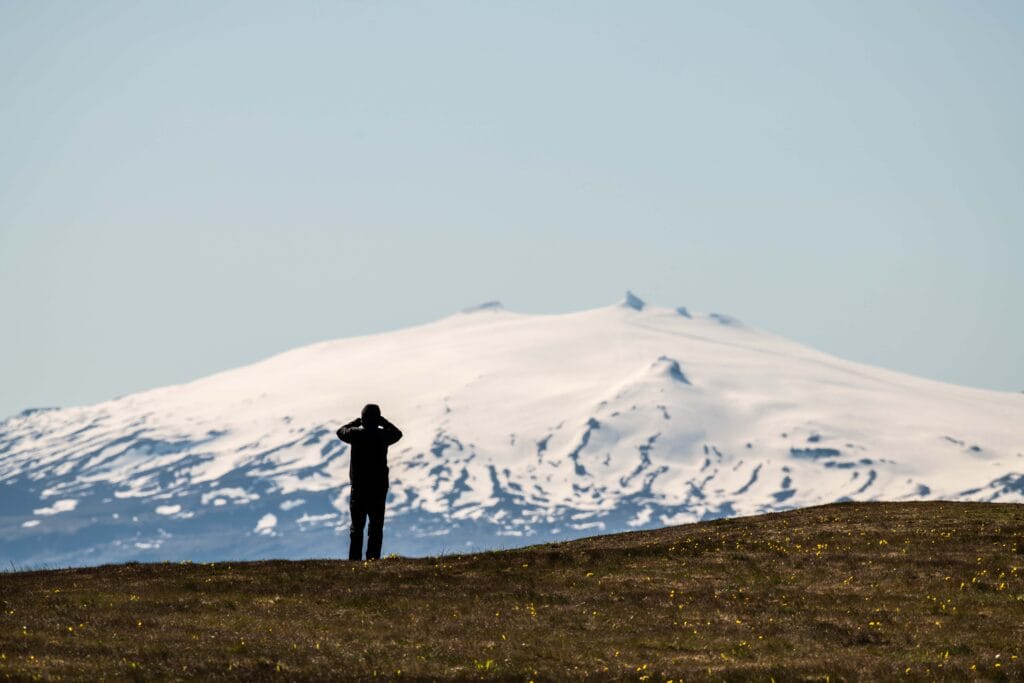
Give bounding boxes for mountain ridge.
[1,294,1022,567]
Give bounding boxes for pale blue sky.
[1,1,1022,418]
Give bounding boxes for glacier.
[1,293,1022,568]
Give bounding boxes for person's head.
[361,403,381,429]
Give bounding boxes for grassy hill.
[1,501,1023,681]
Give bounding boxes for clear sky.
[2,1,1022,419]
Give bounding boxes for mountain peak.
[462,301,504,314]
[709,312,741,326]
[621,291,646,311]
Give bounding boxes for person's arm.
[336,417,362,443]
[380,416,403,446]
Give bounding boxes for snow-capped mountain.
[2,293,1022,567]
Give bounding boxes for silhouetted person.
[336,404,402,561]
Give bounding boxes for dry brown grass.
[2,501,1023,681]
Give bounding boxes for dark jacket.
[336,418,402,489]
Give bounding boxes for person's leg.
[349,488,367,561]
[365,488,388,560]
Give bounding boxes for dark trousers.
[349,486,387,561]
